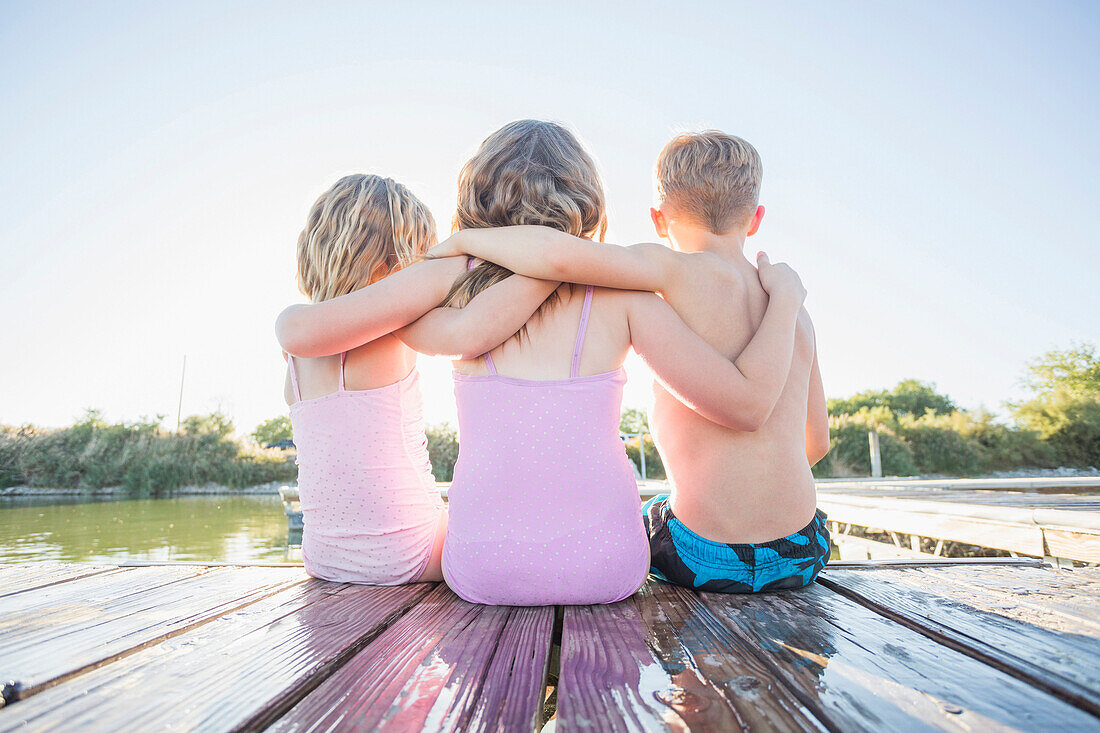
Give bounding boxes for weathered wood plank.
[0,564,207,617]
[0,563,121,597]
[1045,527,1100,563]
[268,584,554,732]
[0,580,432,731]
[819,567,1100,715]
[887,566,1100,632]
[701,582,1100,730]
[0,565,307,702]
[817,498,1048,556]
[556,582,825,731]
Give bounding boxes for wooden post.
[868,430,883,478]
[176,355,187,432]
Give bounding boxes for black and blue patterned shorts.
[643,494,830,594]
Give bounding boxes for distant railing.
[620,432,650,481]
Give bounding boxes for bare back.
[284,335,418,404]
[653,251,818,543]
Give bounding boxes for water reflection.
[0,495,300,564]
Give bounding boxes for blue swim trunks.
[642,494,830,594]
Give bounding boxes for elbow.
[543,246,573,281]
[807,434,831,467]
[722,401,772,433]
[276,307,320,358]
[448,318,497,360]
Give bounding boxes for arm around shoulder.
[275,257,466,357]
[396,274,559,358]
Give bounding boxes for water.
[0,494,300,564]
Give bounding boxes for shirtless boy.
[429,130,830,592]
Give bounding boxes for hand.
[756,252,807,307]
[424,232,466,260]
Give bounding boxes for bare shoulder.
[680,250,750,288]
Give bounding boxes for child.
[281,173,556,584]
[280,121,807,605]
[429,130,830,593]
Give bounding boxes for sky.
[1,1,1098,434]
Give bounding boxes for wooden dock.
[818,478,1100,564]
[1,559,1099,730]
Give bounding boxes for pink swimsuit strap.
[286,351,347,403]
[484,285,594,378]
[286,353,301,401]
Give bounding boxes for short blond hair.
[655,131,762,234]
[297,174,436,303]
[444,119,607,310]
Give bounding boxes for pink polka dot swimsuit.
[443,285,650,605]
[287,353,445,584]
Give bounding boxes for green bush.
[622,434,666,480]
[816,407,918,477]
[0,410,296,496]
[1014,396,1100,467]
[426,423,459,482]
[897,412,988,476]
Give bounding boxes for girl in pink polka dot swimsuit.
[434,121,806,605]
[277,174,555,585]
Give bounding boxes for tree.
[1020,343,1100,401]
[180,412,235,438]
[619,408,649,434]
[252,416,293,447]
[1012,343,1100,466]
[828,379,956,417]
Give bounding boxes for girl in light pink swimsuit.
[279,174,555,584]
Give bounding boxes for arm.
[628,260,804,431]
[396,274,560,358]
[428,226,679,293]
[805,336,830,466]
[276,256,467,357]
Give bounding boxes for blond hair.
[655,130,762,234]
[297,174,436,302]
[444,119,607,309]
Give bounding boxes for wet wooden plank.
[0,565,307,701]
[0,581,432,731]
[269,584,554,732]
[819,567,1100,715]
[890,566,1100,631]
[0,563,121,597]
[0,564,207,617]
[700,582,1100,730]
[556,582,824,731]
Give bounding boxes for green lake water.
[0,495,301,564]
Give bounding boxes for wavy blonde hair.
[297,174,436,303]
[444,120,607,310]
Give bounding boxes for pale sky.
[2,1,1098,434]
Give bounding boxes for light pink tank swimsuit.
[443,285,650,605]
[287,353,445,584]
